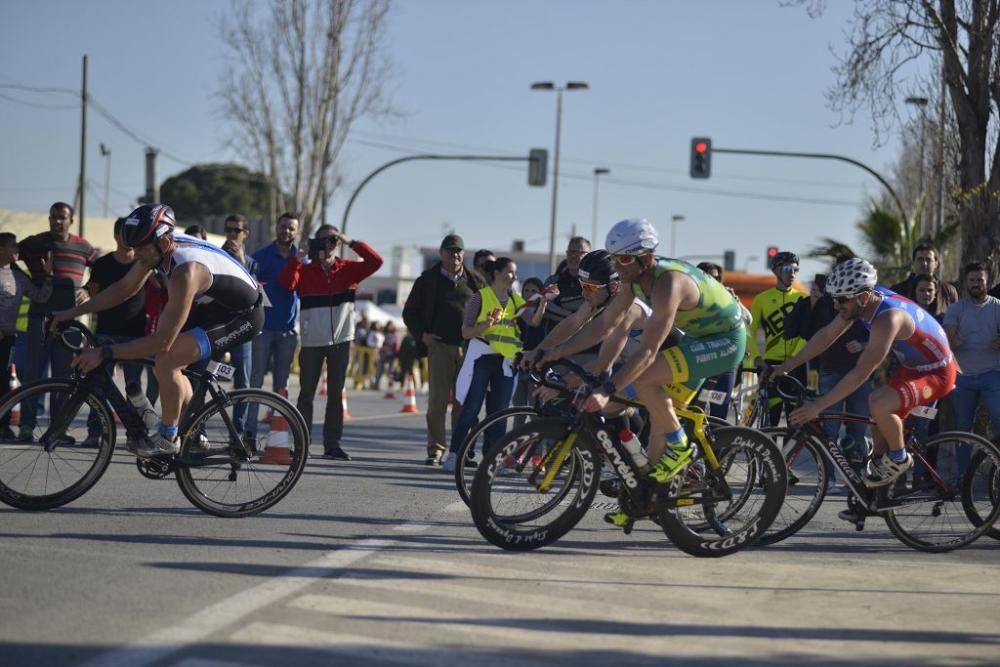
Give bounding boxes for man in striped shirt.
[16,201,97,442]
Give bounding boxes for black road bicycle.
[468,359,788,557]
[0,321,309,517]
[757,374,1000,552]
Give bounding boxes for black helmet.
[577,250,619,285]
[771,251,799,268]
[122,204,176,248]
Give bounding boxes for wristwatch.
[101,345,114,362]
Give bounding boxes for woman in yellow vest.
[442,257,524,472]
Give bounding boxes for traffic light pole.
[711,146,910,245]
[340,153,539,248]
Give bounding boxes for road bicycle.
[468,358,788,557]
[0,321,309,517]
[756,374,1000,552]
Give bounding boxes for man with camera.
[278,225,382,460]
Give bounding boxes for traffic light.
[767,246,779,268]
[690,137,712,179]
[528,148,548,186]
[723,250,735,272]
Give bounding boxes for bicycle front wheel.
[455,406,540,507]
[175,389,309,517]
[469,419,598,551]
[656,426,787,557]
[884,431,1000,552]
[756,427,831,546]
[0,379,116,510]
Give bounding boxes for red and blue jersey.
[860,287,952,372]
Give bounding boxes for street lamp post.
[532,81,589,273]
[591,167,609,245]
[670,214,685,257]
[743,256,759,273]
[99,143,111,217]
[905,96,929,206]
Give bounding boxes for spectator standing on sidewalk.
[249,213,300,412]
[943,262,1000,436]
[221,214,259,436]
[914,274,944,322]
[0,233,52,440]
[16,202,97,442]
[183,225,208,240]
[81,218,147,447]
[279,225,382,460]
[403,234,484,466]
[443,257,523,472]
[542,236,591,332]
[890,243,958,316]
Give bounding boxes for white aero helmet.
[605,218,659,256]
[825,258,878,297]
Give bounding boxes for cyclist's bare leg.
[153,332,203,428]
[868,385,904,456]
[630,354,680,462]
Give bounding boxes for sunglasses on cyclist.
[833,294,857,305]
[610,253,645,266]
[578,279,607,293]
[777,263,799,273]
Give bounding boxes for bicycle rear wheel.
[0,379,116,510]
[884,431,1000,552]
[175,389,308,517]
[756,427,831,546]
[655,426,787,557]
[470,419,598,551]
[455,406,540,507]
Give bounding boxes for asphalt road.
[1,385,998,666]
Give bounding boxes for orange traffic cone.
[400,374,419,414]
[319,368,328,397]
[383,374,396,400]
[259,413,292,465]
[264,387,288,425]
[341,388,352,421]
[7,363,20,427]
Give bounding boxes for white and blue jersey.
[861,287,953,372]
[159,233,260,313]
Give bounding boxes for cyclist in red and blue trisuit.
[772,258,956,487]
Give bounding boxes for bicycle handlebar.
[47,317,97,352]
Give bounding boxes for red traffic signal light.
[694,141,708,154]
[767,246,778,258]
[689,137,712,179]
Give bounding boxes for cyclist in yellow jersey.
[540,218,746,486]
[747,250,808,425]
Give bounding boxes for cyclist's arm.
[55,261,150,319]
[586,302,642,375]
[537,301,597,350]
[549,288,634,359]
[774,314,852,375]
[807,311,899,412]
[105,263,207,360]
[746,293,764,364]
[609,271,690,391]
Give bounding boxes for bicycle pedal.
[623,518,635,535]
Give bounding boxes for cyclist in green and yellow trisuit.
[539,218,747,492]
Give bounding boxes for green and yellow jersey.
[630,257,744,337]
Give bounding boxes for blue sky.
[0,0,924,281]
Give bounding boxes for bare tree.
[790,0,1000,274]
[219,0,394,240]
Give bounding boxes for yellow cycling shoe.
[648,445,694,484]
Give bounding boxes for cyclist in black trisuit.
[51,204,264,457]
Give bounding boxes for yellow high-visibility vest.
[477,287,525,359]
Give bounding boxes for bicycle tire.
[175,389,309,517]
[755,427,832,546]
[455,406,540,507]
[0,379,116,510]
[655,426,787,557]
[469,418,599,551]
[963,448,1000,540]
[884,431,1000,552]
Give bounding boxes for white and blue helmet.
[605,218,659,256]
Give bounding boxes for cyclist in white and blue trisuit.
[52,204,264,458]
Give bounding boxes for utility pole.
[144,148,159,205]
[78,54,88,238]
[100,143,111,217]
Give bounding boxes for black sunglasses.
[224,227,246,234]
[833,295,856,304]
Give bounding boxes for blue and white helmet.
[826,258,878,297]
[605,218,659,256]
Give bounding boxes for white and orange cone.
[400,374,419,414]
[319,368,328,397]
[259,412,292,466]
[383,373,397,400]
[341,388,353,421]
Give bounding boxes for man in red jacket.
[279,225,382,460]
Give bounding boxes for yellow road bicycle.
[468,359,788,557]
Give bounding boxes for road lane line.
[77,537,397,667]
